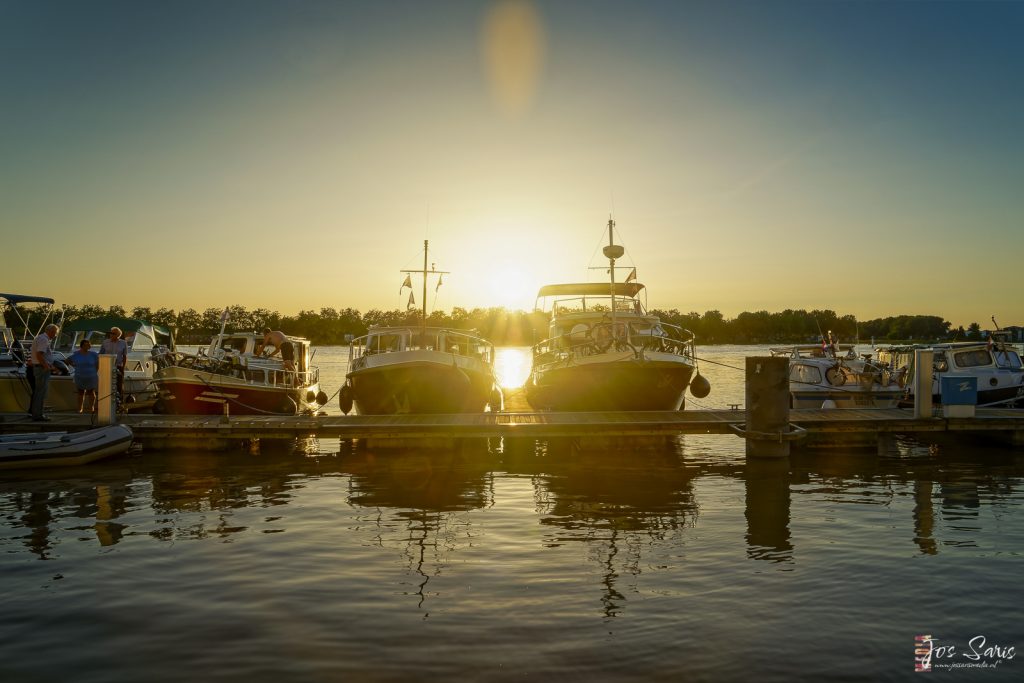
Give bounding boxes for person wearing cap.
[29,323,59,421]
[100,326,128,403]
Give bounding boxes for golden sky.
[2,1,1022,327]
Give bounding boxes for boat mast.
[400,239,449,346]
[422,239,428,329]
[602,217,624,341]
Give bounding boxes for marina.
[4,2,1023,680]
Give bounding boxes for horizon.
[5,296,1004,332]
[3,1,1022,329]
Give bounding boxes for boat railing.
[350,328,494,364]
[160,349,319,388]
[551,296,644,316]
[532,321,695,361]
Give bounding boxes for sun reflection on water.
[494,346,532,389]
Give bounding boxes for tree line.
[5,303,984,346]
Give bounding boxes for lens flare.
[481,0,546,117]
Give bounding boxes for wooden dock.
[2,408,1023,448]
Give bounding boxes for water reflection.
[505,443,698,617]
[1,439,1022,571]
[341,448,494,611]
[494,346,531,389]
[744,459,793,563]
[0,465,134,559]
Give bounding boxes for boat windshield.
[953,349,993,368]
[994,349,1022,370]
[352,328,494,363]
[550,295,643,316]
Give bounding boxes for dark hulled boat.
[526,219,709,411]
[340,241,501,415]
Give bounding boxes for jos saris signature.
[915,634,1016,672]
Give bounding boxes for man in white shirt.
[30,324,59,421]
[100,326,129,402]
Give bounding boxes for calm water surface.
[2,346,1022,681]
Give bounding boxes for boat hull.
[791,388,902,409]
[527,353,695,411]
[348,354,497,415]
[0,372,158,413]
[154,367,318,415]
[898,384,1024,409]
[0,425,134,470]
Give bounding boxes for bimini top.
[63,316,171,337]
[0,293,55,305]
[535,282,645,299]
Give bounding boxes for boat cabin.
[353,327,493,363]
[877,343,1023,376]
[206,332,318,386]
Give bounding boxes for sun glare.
[494,347,532,389]
[486,263,536,311]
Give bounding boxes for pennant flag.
[407,291,416,309]
[436,274,444,293]
[624,268,637,283]
[399,274,412,294]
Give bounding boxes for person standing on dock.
[259,328,295,372]
[100,327,128,403]
[29,323,59,421]
[70,339,99,413]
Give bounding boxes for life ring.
[591,323,612,353]
[825,366,846,386]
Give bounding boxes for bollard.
[97,354,116,425]
[743,356,791,458]
[913,349,934,419]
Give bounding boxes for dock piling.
[744,356,792,458]
[97,354,116,425]
[913,350,934,419]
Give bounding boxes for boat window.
[953,349,992,368]
[131,332,154,352]
[221,338,247,353]
[790,364,822,385]
[995,350,1023,369]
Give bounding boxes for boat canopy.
[535,282,645,299]
[63,316,172,337]
[0,293,55,305]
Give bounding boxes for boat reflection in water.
[3,434,1024,680]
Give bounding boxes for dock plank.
[2,407,1022,443]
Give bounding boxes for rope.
[692,355,746,373]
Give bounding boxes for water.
[2,346,1022,681]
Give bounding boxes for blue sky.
[2,0,1021,326]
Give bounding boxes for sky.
[2,0,1022,327]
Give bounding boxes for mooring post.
[913,349,934,419]
[745,356,790,458]
[97,354,116,425]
